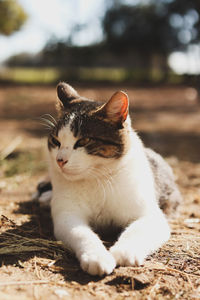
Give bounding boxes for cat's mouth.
[60,167,87,179]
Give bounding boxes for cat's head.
[48,82,132,181]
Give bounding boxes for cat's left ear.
[102,91,129,123]
[57,82,80,109]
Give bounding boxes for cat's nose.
[57,158,68,168]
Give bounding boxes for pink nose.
[57,158,68,168]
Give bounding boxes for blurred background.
[0,0,200,179]
[1,0,200,83]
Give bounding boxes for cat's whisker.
[38,122,52,131]
[39,117,56,129]
[89,166,114,197]
[41,114,57,126]
[101,167,114,193]
[102,174,115,196]
[95,165,113,180]
[88,168,107,202]
[34,116,54,129]
[100,166,118,196]
[87,169,101,190]
[88,168,102,185]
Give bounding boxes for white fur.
[48,117,170,276]
[39,191,52,207]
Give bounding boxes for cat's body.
[39,82,182,276]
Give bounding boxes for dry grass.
[0,85,200,299]
[0,155,199,300]
[0,230,64,256]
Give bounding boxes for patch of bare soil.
[0,85,200,299]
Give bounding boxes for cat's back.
[145,148,182,216]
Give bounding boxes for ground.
[0,84,200,299]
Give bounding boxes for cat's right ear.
[101,91,129,123]
[57,82,79,109]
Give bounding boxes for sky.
[0,0,200,74]
[0,0,105,63]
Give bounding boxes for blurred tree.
[103,4,175,56]
[103,0,200,71]
[168,0,200,46]
[0,0,27,36]
[6,0,200,82]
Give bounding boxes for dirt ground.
[0,84,200,299]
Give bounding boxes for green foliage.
[0,150,47,177]
[0,66,186,85]
[0,0,27,36]
[0,67,60,84]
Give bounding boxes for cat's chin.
[61,168,88,181]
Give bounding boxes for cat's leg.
[38,190,52,206]
[110,208,170,266]
[53,213,116,276]
[32,180,52,206]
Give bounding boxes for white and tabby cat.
[38,82,181,276]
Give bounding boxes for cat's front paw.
[110,243,146,267]
[80,250,116,276]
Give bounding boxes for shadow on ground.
[0,199,121,285]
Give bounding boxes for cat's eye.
[50,135,61,148]
[74,137,91,149]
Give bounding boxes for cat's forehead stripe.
[69,113,76,125]
[58,124,76,147]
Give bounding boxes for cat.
[37,82,182,276]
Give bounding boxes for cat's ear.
[102,91,129,123]
[57,82,79,108]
